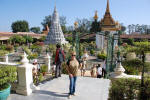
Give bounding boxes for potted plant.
[0,65,17,100]
[40,65,47,76]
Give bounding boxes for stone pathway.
[8,75,110,100]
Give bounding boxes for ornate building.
[100,0,121,31]
[45,6,68,45]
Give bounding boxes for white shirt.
[97,67,102,75]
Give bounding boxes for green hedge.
[122,59,143,75]
[0,65,17,91]
[122,59,150,75]
[97,53,107,60]
[109,78,150,100]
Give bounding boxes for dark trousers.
[69,76,77,95]
[97,75,102,78]
[55,62,62,77]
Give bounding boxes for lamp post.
[98,31,118,78]
[73,22,80,59]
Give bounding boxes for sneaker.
[72,93,76,96]
[68,95,72,99]
[58,75,61,77]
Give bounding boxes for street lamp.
[97,31,119,78]
[72,22,80,59]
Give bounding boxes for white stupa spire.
[45,6,68,44]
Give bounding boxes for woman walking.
[66,51,79,99]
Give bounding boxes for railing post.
[16,52,35,96]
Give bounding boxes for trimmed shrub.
[0,50,8,56]
[27,53,38,60]
[90,49,95,55]
[109,78,150,100]
[97,53,107,60]
[0,66,17,91]
[122,59,143,75]
[40,65,48,73]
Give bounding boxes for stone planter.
[0,84,11,100]
[126,52,136,60]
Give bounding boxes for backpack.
[58,49,64,62]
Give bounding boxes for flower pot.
[0,84,11,100]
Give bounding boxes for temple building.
[45,6,68,45]
[96,0,121,50]
[100,0,121,31]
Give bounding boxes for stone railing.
[0,52,52,96]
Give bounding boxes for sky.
[0,0,150,32]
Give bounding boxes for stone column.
[16,52,33,96]
[44,53,51,72]
[5,54,9,63]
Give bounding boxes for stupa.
[45,6,68,44]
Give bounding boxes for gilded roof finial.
[106,0,110,13]
[74,22,78,29]
[94,10,98,20]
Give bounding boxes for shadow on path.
[34,90,68,98]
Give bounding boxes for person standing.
[97,64,104,78]
[91,64,97,78]
[55,44,65,78]
[66,52,79,99]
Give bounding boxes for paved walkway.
[8,75,110,100]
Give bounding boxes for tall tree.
[75,18,92,33]
[11,20,29,33]
[30,27,41,34]
[41,15,52,30]
[90,19,100,33]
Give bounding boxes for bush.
[38,73,44,82]
[40,65,47,73]
[122,59,143,75]
[90,49,95,55]
[0,45,6,50]
[23,46,32,55]
[27,53,38,60]
[109,78,150,100]
[62,62,68,74]
[0,66,17,91]
[6,45,14,52]
[97,53,107,60]
[0,50,8,56]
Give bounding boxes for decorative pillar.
[5,54,9,63]
[45,53,51,72]
[16,52,34,96]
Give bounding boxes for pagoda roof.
[100,0,120,31]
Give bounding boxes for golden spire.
[74,22,78,29]
[94,10,98,20]
[106,0,110,13]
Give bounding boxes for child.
[91,64,97,78]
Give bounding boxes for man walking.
[55,44,65,78]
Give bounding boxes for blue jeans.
[69,76,77,95]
